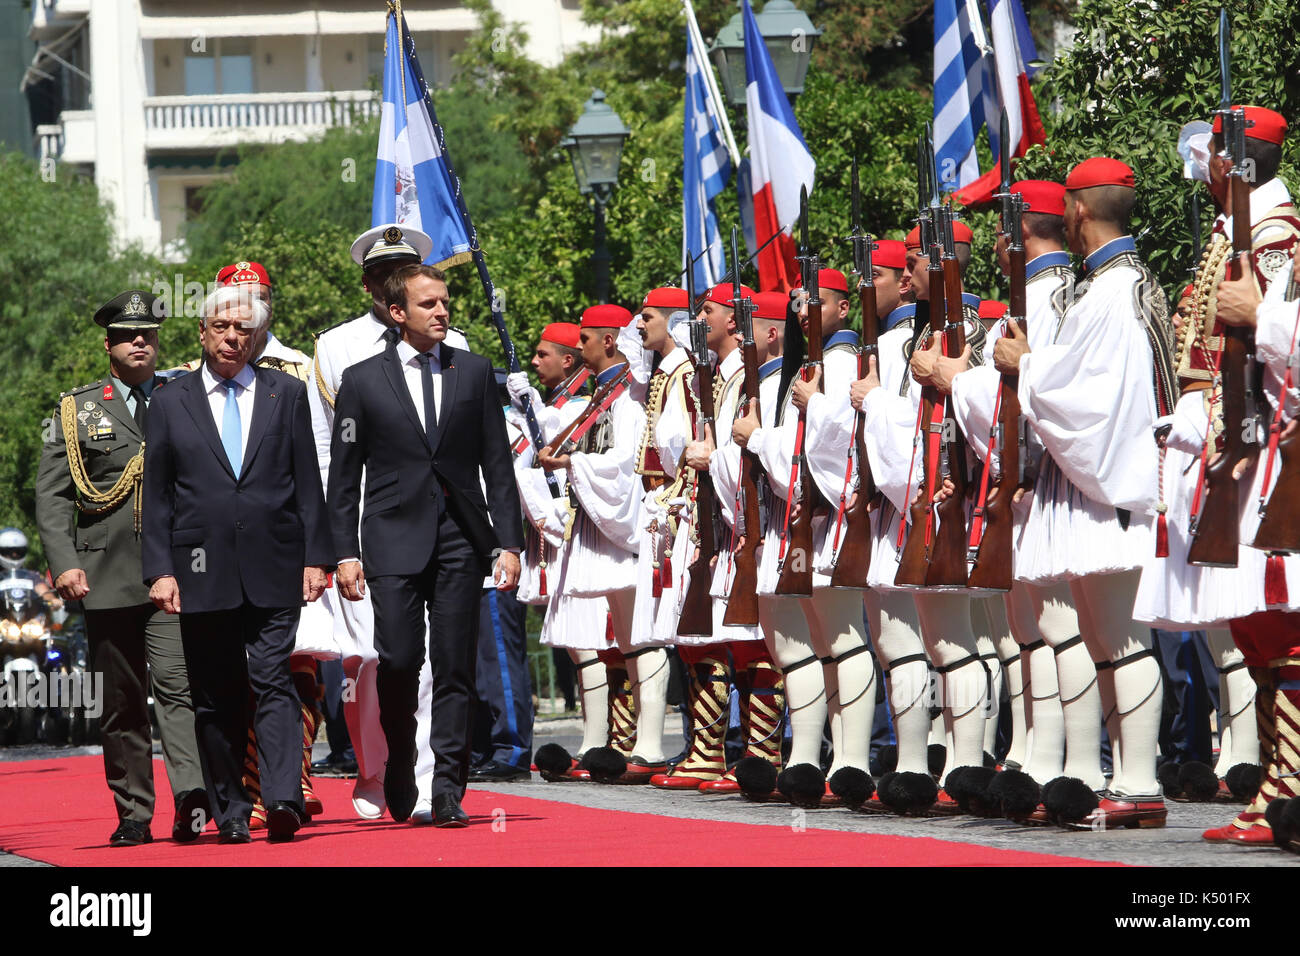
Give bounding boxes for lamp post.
[564,89,630,304]
[708,0,822,108]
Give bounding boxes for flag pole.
[683,0,740,168]
[395,8,561,497]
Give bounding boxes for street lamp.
[564,89,630,304]
[708,1,822,108]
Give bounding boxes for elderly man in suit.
[141,285,332,845]
[328,262,523,828]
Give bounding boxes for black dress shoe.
[217,818,251,844]
[432,794,469,828]
[469,760,532,783]
[384,758,418,823]
[311,751,359,776]
[109,820,152,847]
[265,801,302,843]
[172,788,211,843]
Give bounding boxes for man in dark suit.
[328,263,523,828]
[141,286,332,844]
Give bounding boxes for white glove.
[506,371,541,412]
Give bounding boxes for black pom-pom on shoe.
[534,743,574,781]
[880,770,938,815]
[777,763,826,809]
[988,769,1041,821]
[1042,776,1099,825]
[580,747,627,783]
[735,756,779,800]
[829,767,874,809]
[1224,763,1262,802]
[1178,761,1220,802]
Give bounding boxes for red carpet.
[0,756,1117,866]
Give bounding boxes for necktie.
[220,379,242,478]
[129,385,148,432]
[417,352,439,449]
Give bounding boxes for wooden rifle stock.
[1188,170,1257,567]
[724,335,763,626]
[678,349,718,637]
[776,295,822,596]
[924,257,970,588]
[895,264,946,587]
[829,280,878,589]
[968,245,1024,591]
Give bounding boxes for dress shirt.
[201,361,257,463]
[394,339,444,430]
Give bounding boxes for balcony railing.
[143,90,379,148]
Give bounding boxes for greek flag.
[372,12,472,269]
[682,11,735,290]
[932,0,989,191]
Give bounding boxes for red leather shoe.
[1224,825,1275,845]
[927,789,964,817]
[616,757,668,784]
[1074,794,1166,830]
[699,772,741,793]
[1202,823,1246,842]
[1021,803,1052,826]
[650,771,720,790]
[820,782,843,808]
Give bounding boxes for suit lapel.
[431,343,459,456]
[178,370,237,481]
[382,345,433,453]
[239,366,278,475]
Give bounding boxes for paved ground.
[4,712,1296,867]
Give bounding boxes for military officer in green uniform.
[35,290,208,847]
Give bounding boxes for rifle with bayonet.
[896,132,947,587]
[776,186,820,596]
[1188,8,1261,567]
[724,226,763,626]
[830,156,878,589]
[968,108,1023,591]
[923,204,971,588]
[678,310,719,636]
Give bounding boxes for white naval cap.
[350,223,434,268]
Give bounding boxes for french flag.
[954,0,1046,206]
[742,0,813,293]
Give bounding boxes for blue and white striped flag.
[932,0,989,191]
[372,12,472,270]
[682,4,737,290]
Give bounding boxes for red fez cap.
[1065,157,1136,191]
[642,287,689,311]
[978,300,1008,320]
[704,284,757,308]
[873,239,907,271]
[580,304,633,329]
[817,268,849,294]
[951,221,973,245]
[753,292,789,320]
[540,322,581,349]
[1012,180,1066,217]
[216,260,271,287]
[1180,283,1195,301]
[1212,106,1287,146]
[904,225,922,251]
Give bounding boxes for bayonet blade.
[1218,8,1231,110]
[999,107,1012,195]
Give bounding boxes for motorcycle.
[0,574,50,744]
[43,616,98,746]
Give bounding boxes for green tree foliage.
[0,152,158,560]
[1017,0,1300,296]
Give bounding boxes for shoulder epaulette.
[313,316,357,339]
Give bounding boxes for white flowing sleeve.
[566,393,646,552]
[655,372,696,481]
[308,343,339,496]
[1018,273,1158,512]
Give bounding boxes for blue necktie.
[220,378,242,477]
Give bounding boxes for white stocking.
[759,595,825,770]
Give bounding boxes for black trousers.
[368,511,482,801]
[470,587,534,770]
[84,603,204,824]
[179,604,302,826]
